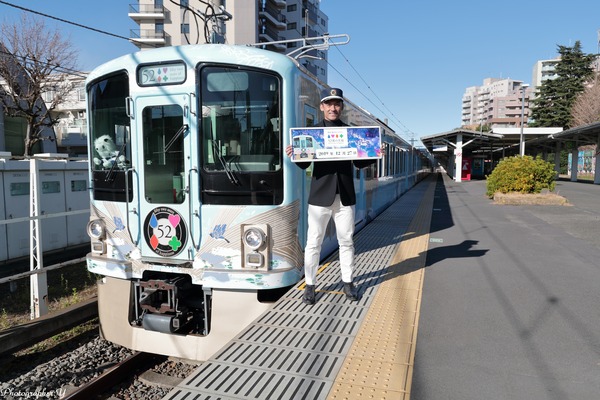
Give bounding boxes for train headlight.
[87,219,106,240]
[241,224,270,270]
[243,227,265,250]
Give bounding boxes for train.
[84,43,431,360]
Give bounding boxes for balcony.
[302,62,317,76]
[130,29,168,46]
[259,5,286,30]
[257,34,287,52]
[270,0,286,8]
[302,27,319,38]
[128,3,166,21]
[302,3,319,24]
[259,25,281,41]
[57,125,88,147]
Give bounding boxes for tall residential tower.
[461,78,530,129]
[128,0,329,82]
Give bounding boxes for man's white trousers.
[304,195,355,285]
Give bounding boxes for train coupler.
[133,276,208,334]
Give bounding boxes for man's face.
[320,99,343,121]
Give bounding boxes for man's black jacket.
[294,119,375,207]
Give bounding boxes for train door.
[133,95,195,261]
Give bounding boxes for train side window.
[304,104,317,127]
[302,104,318,176]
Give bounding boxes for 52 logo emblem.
[143,207,188,257]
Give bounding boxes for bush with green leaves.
[486,155,557,198]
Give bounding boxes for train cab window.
[141,105,186,204]
[88,72,133,202]
[198,66,283,205]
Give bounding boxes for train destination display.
[290,126,382,162]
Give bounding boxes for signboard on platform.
[289,126,382,162]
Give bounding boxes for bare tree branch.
[571,76,600,127]
[0,13,79,155]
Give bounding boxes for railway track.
[1,310,200,400]
[62,352,164,399]
[0,297,98,357]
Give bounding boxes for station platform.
[163,173,600,399]
[163,174,436,400]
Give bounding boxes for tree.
[0,13,79,156]
[529,41,595,129]
[570,81,600,126]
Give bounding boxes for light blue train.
[84,43,431,360]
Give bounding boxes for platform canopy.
[525,121,600,153]
[420,127,563,182]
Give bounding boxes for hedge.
[486,155,556,198]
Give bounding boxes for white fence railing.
[0,155,90,319]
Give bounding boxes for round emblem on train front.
[143,207,188,257]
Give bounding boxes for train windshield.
[197,66,283,205]
[88,72,131,172]
[200,67,281,175]
[88,72,133,202]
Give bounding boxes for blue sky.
[2,0,599,144]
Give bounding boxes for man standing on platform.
[285,88,375,305]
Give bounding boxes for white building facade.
[461,78,530,129]
[531,58,559,90]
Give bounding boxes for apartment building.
[128,0,329,82]
[461,78,530,129]
[463,53,600,130]
[45,74,89,157]
[0,72,87,157]
[531,58,559,90]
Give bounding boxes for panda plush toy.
[93,134,128,169]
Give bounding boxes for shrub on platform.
[486,155,557,198]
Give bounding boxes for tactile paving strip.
[328,179,435,400]
[163,177,436,400]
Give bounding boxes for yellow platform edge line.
[327,177,437,400]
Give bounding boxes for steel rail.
[62,351,162,400]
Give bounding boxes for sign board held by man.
[290,126,382,162]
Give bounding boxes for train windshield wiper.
[165,124,188,152]
[210,125,239,186]
[105,142,127,182]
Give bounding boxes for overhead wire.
[287,24,415,140]
[169,0,224,44]
[170,0,202,45]
[0,0,151,48]
[0,0,144,77]
[0,48,87,78]
[330,45,416,140]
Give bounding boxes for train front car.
[85,45,304,360]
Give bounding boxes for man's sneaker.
[343,282,359,301]
[302,284,316,305]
